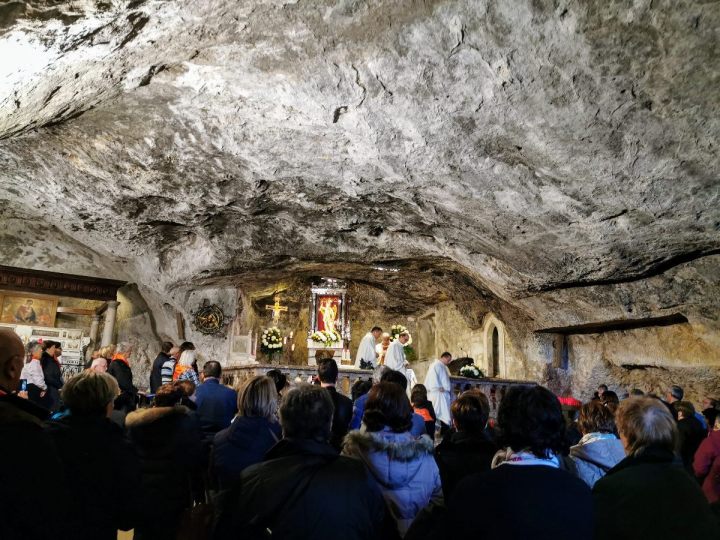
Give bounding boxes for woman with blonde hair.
[173,349,200,386]
[45,370,140,540]
[593,397,720,539]
[211,375,281,489]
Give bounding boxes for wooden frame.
[0,291,59,327]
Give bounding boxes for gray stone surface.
[0,1,719,400]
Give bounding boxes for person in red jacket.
[694,413,720,503]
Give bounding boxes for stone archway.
[483,314,506,378]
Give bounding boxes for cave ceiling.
[0,0,718,329]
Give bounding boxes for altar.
[306,278,352,366]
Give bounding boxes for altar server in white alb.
[354,326,383,369]
[384,331,411,372]
[424,351,453,432]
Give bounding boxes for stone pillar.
[101,301,119,347]
[86,314,101,360]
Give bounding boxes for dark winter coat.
[694,430,720,503]
[214,438,387,540]
[195,378,238,437]
[108,358,137,397]
[325,385,353,451]
[126,405,204,540]
[447,464,593,540]
[40,351,63,411]
[593,445,720,540]
[211,415,281,489]
[678,415,707,471]
[149,351,170,393]
[45,415,141,540]
[0,391,69,540]
[434,430,497,498]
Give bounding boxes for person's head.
[497,385,565,458]
[452,391,490,434]
[381,332,391,345]
[54,343,63,358]
[237,375,278,420]
[90,349,101,360]
[440,352,452,365]
[101,344,115,359]
[160,341,173,355]
[363,381,413,433]
[597,384,608,396]
[279,384,334,443]
[667,385,683,403]
[90,357,108,373]
[317,358,339,385]
[266,369,288,395]
[601,390,620,414]
[703,408,719,432]
[27,341,43,360]
[179,341,195,352]
[372,365,390,384]
[674,400,696,420]
[154,384,184,407]
[398,331,410,345]
[616,397,678,455]
[630,388,645,397]
[202,360,222,379]
[351,379,372,401]
[168,346,181,359]
[371,326,383,339]
[702,397,718,410]
[178,349,196,367]
[381,369,408,391]
[173,379,196,398]
[0,329,25,391]
[578,401,616,435]
[43,340,58,356]
[61,371,119,417]
[410,384,428,407]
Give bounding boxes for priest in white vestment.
[384,331,410,372]
[424,352,453,428]
[354,326,383,369]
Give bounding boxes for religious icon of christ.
[317,296,339,333]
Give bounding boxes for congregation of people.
[2,325,720,540]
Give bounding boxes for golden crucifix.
[265,295,288,324]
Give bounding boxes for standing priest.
[354,326,383,370]
[424,352,454,434]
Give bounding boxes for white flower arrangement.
[310,329,340,346]
[459,364,484,379]
[390,324,413,346]
[261,327,283,352]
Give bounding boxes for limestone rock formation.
[0,1,718,400]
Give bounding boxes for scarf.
[112,353,130,367]
[578,432,617,446]
[492,447,560,469]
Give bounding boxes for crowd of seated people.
[2,327,720,540]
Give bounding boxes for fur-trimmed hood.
[344,429,435,489]
[125,405,189,428]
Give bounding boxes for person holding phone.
[20,341,47,407]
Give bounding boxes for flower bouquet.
[261,327,283,353]
[459,364,484,379]
[390,324,413,345]
[310,329,340,346]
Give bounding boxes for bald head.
[0,329,25,392]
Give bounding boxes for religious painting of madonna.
[0,293,58,327]
[316,295,341,333]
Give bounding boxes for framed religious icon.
[0,292,59,327]
[309,278,350,341]
[317,295,341,333]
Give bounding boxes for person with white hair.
[173,349,200,386]
[90,357,108,373]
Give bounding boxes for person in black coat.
[149,341,173,394]
[0,329,70,540]
[593,397,720,540]
[214,384,387,540]
[211,375,281,489]
[674,400,707,471]
[45,370,141,540]
[317,358,353,452]
[107,343,138,416]
[126,383,204,540]
[435,390,497,499]
[445,385,593,540]
[40,340,64,411]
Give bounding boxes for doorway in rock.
[491,326,500,377]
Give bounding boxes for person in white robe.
[354,326,383,369]
[383,332,410,372]
[424,352,453,430]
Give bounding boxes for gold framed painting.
[0,292,58,327]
